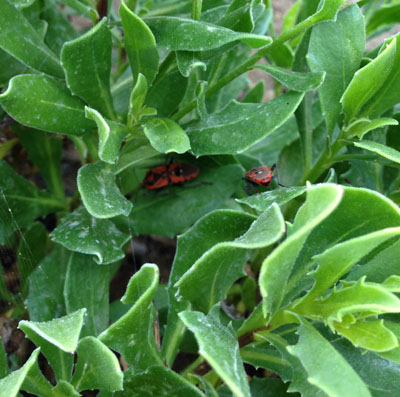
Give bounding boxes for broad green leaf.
[180,307,250,397]
[120,2,159,85]
[99,264,163,371]
[126,163,243,237]
[284,186,400,304]
[240,342,292,378]
[248,377,291,397]
[300,228,400,302]
[354,140,400,165]
[64,253,110,337]
[252,64,325,92]
[61,18,116,120]
[242,80,265,103]
[176,205,285,313]
[333,338,400,396]
[145,16,272,50]
[0,75,95,135]
[0,160,64,244]
[18,309,85,381]
[17,221,47,289]
[0,349,39,397]
[341,38,396,123]
[21,359,53,397]
[85,107,129,164]
[162,209,255,365]
[78,161,133,218]
[297,279,400,324]
[17,129,64,198]
[118,365,204,396]
[366,4,400,35]
[26,245,69,322]
[51,381,80,397]
[334,319,398,352]
[237,186,306,212]
[50,206,130,264]
[361,34,400,118]
[344,117,398,140]
[187,91,304,155]
[71,337,123,392]
[0,0,63,77]
[260,184,343,317]
[143,118,191,154]
[287,318,371,397]
[0,48,27,88]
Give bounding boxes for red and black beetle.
[142,163,200,190]
[243,164,281,194]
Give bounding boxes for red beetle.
[142,163,200,190]
[244,165,276,186]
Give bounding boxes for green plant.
[1,0,400,395]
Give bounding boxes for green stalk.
[191,0,202,20]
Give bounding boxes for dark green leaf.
[145,16,272,50]
[180,307,250,397]
[187,91,304,155]
[0,0,63,77]
[252,64,325,92]
[78,162,133,218]
[21,359,53,397]
[121,2,159,85]
[366,4,400,35]
[0,48,27,88]
[71,337,123,392]
[50,206,131,265]
[61,18,116,120]
[64,253,110,337]
[0,335,8,378]
[0,160,64,244]
[143,118,191,154]
[0,75,95,136]
[99,264,163,371]
[307,4,365,133]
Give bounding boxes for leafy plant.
[1,0,400,395]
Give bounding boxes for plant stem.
[191,0,202,20]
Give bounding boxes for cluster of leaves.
[1,0,400,395]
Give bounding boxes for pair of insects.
[141,162,278,191]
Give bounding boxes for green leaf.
[0,48,27,88]
[126,163,243,237]
[0,349,40,397]
[341,38,397,123]
[354,140,400,165]
[242,80,265,103]
[0,75,95,135]
[21,358,53,397]
[175,51,207,78]
[187,91,304,155]
[99,264,163,370]
[61,18,116,120]
[78,161,133,218]
[180,307,250,397]
[260,184,343,317]
[334,319,398,352]
[58,0,98,21]
[307,4,365,133]
[237,186,306,212]
[0,335,8,378]
[298,278,400,324]
[143,118,191,154]
[344,117,398,140]
[0,160,63,244]
[64,253,110,337]
[176,205,285,313]
[71,337,123,392]
[51,381,80,397]
[249,377,291,397]
[26,245,69,322]
[119,365,204,396]
[85,107,129,164]
[0,0,63,77]
[301,228,400,302]
[366,4,400,35]
[17,129,64,198]
[50,206,130,265]
[18,309,86,381]
[145,16,272,50]
[128,73,148,123]
[17,221,47,289]
[252,64,325,92]
[287,318,371,397]
[120,2,159,85]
